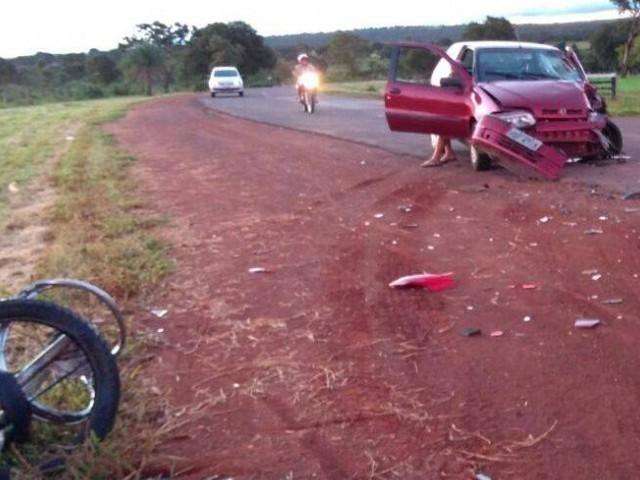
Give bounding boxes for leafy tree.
[463,17,517,41]
[86,54,119,85]
[0,58,17,85]
[120,43,165,95]
[183,21,276,84]
[611,0,640,75]
[121,21,191,91]
[326,32,371,75]
[588,23,627,71]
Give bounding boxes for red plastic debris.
[522,284,538,290]
[389,273,455,292]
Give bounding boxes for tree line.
[1,1,639,106]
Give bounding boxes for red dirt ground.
[108,95,640,480]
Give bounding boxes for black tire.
[0,300,120,441]
[603,120,623,155]
[210,92,216,98]
[470,145,491,171]
[239,91,244,97]
[0,370,31,446]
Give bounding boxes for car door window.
[394,46,463,88]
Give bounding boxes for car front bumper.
[472,115,609,180]
[212,86,243,93]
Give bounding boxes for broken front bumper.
[472,115,607,180]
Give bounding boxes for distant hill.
[265,19,617,50]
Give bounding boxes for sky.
[1,0,623,58]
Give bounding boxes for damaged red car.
[385,41,623,179]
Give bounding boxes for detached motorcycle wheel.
[0,300,120,441]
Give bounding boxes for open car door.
[472,116,568,180]
[385,43,473,138]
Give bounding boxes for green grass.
[608,75,640,116]
[323,80,385,98]
[0,97,175,478]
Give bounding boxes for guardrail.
[587,73,617,99]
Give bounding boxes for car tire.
[211,92,216,98]
[603,120,623,155]
[239,91,244,97]
[470,145,492,171]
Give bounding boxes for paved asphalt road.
[199,86,640,192]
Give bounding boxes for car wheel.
[603,120,623,155]
[211,92,216,98]
[239,91,244,97]
[470,145,492,171]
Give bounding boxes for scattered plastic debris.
[523,316,532,323]
[522,284,537,290]
[401,224,419,229]
[398,205,413,213]
[427,245,435,251]
[602,298,623,305]
[623,190,640,201]
[151,309,168,318]
[539,216,551,224]
[592,274,602,281]
[598,216,608,221]
[248,267,269,274]
[582,269,599,276]
[374,213,384,219]
[490,330,504,337]
[624,207,640,213]
[65,135,75,141]
[584,229,603,235]
[575,319,601,329]
[476,473,492,480]
[389,272,455,292]
[466,305,475,311]
[461,327,482,337]
[7,182,19,194]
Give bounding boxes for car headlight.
[493,111,536,129]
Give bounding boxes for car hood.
[478,80,589,114]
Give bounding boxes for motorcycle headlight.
[301,72,319,89]
[493,111,536,129]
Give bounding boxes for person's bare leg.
[421,136,445,167]
[439,140,458,163]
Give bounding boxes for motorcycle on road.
[298,72,320,114]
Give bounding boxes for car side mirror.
[440,77,464,90]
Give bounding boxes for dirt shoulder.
[109,95,640,479]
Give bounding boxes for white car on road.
[209,67,244,97]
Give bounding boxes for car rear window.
[214,70,239,78]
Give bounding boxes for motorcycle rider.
[293,54,317,101]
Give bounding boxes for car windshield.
[476,48,582,83]
[214,70,239,78]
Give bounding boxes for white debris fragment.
[575,319,601,329]
[65,135,75,141]
[592,274,602,281]
[374,213,384,219]
[151,309,168,318]
[523,316,532,323]
[539,216,551,224]
[7,182,19,194]
[248,267,268,274]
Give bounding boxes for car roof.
[212,66,239,71]
[449,41,558,51]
